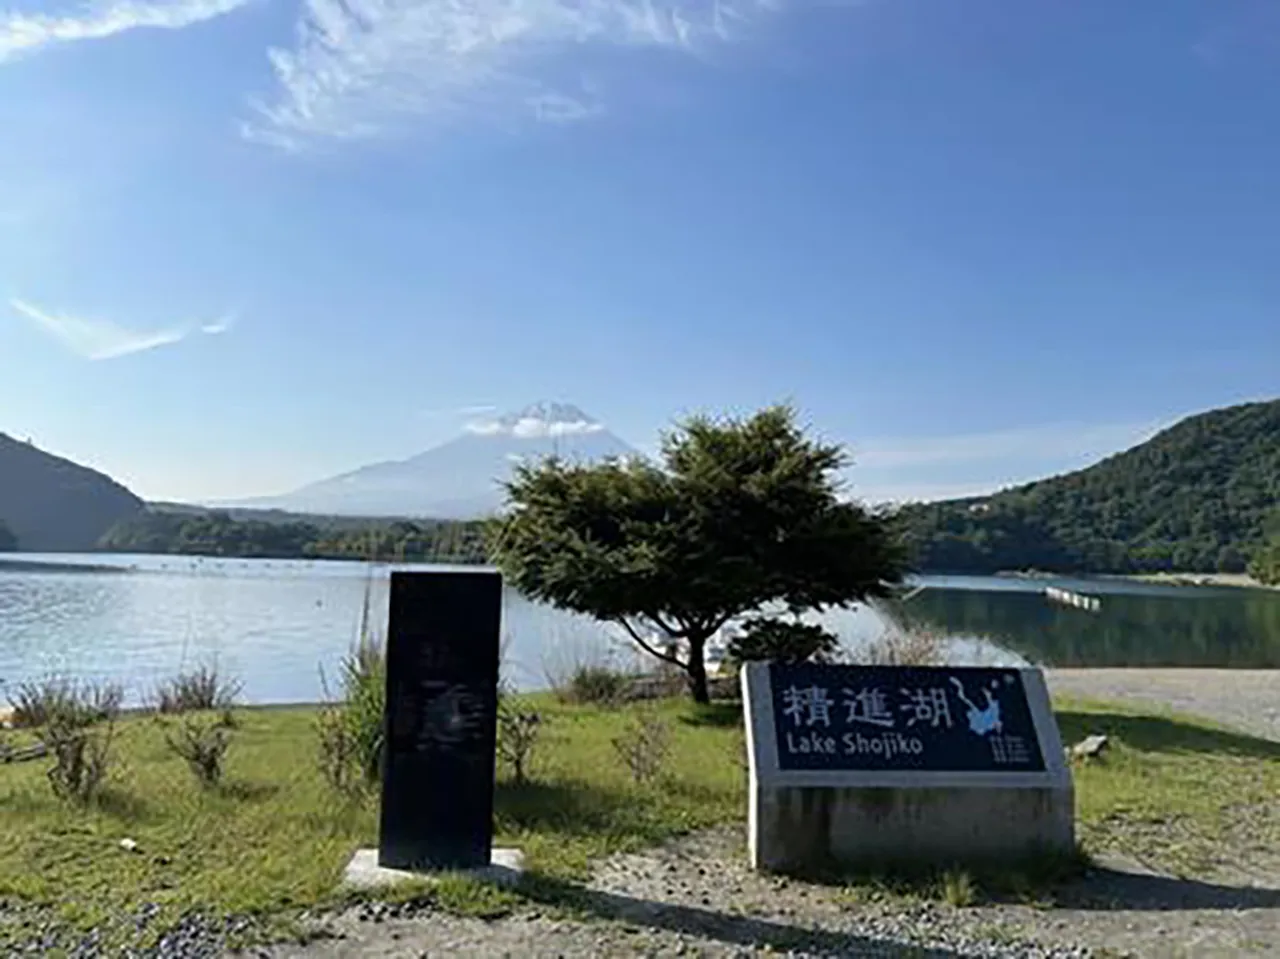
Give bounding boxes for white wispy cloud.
[0,0,255,63]
[466,416,605,438]
[419,403,499,419]
[850,420,1166,471]
[840,418,1177,506]
[10,298,233,360]
[244,0,778,148]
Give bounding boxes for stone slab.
[342,847,525,891]
[742,662,1075,874]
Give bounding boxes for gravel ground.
[257,825,1280,959]
[1048,669,1280,742]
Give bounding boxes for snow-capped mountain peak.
[236,401,635,519]
[465,402,605,439]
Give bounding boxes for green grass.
[0,698,744,952]
[1058,697,1280,877]
[0,694,1276,952]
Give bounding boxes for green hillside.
[896,398,1280,576]
[0,433,145,552]
[99,507,488,563]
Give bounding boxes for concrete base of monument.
[341,848,526,891]
[750,785,1075,874]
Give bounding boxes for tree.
[0,519,16,552]
[1249,509,1280,586]
[726,618,840,667]
[490,405,906,703]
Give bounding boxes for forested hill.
[895,398,1280,576]
[98,508,488,564]
[0,433,144,551]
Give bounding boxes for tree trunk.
[686,634,711,705]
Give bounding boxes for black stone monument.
[378,570,503,871]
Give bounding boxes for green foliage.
[0,518,16,551]
[611,711,672,785]
[317,587,387,794]
[7,677,124,730]
[897,398,1280,575]
[1249,511,1280,586]
[98,508,488,563]
[0,431,143,552]
[27,681,124,804]
[491,405,905,703]
[559,665,630,706]
[162,713,233,788]
[496,698,544,785]
[154,663,242,715]
[726,617,840,665]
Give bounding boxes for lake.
[0,555,1277,706]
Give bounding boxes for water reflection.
[900,584,1280,668]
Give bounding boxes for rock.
[1069,734,1110,761]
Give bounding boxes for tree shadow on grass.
[677,702,743,729]
[94,786,153,824]
[1055,710,1280,761]
[515,872,969,958]
[495,781,669,842]
[219,780,281,803]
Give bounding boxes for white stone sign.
[742,662,1074,873]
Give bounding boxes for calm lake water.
[0,555,1277,706]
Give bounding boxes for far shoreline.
[1110,571,1279,592]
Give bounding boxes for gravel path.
[1048,668,1280,742]
[258,825,1280,959]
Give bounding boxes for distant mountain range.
[7,397,1277,571]
[232,402,639,519]
[0,433,144,551]
[896,398,1280,576]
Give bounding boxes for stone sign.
[769,664,1047,773]
[743,662,1073,873]
[377,570,503,872]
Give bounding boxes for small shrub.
[860,626,946,667]
[496,698,543,786]
[315,699,363,797]
[164,713,232,788]
[8,677,123,729]
[315,607,386,794]
[155,663,242,715]
[726,618,839,666]
[938,868,977,907]
[36,683,123,804]
[562,665,628,706]
[340,634,386,786]
[612,712,671,785]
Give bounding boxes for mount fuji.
[239,403,640,520]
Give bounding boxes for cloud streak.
[0,0,255,63]
[244,0,778,148]
[10,298,233,360]
[850,420,1165,471]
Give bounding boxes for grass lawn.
[0,694,1277,952]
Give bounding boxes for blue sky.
[1,0,1277,506]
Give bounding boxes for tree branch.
[619,618,687,670]
[646,610,686,638]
